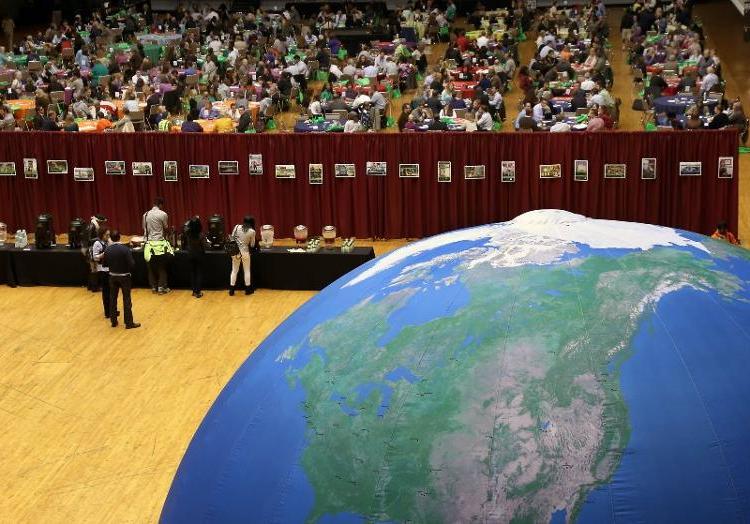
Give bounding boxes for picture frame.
[163,161,178,182]
[641,158,657,180]
[23,158,38,179]
[574,160,589,182]
[365,162,387,176]
[398,163,420,178]
[501,161,516,183]
[275,164,296,179]
[334,163,356,178]
[308,163,323,185]
[0,161,16,176]
[132,161,153,176]
[73,167,95,182]
[105,160,126,176]
[47,159,68,175]
[218,160,239,175]
[189,164,210,179]
[718,157,734,179]
[539,163,562,179]
[604,163,626,179]
[679,161,702,177]
[437,161,452,183]
[248,154,263,175]
[464,165,486,180]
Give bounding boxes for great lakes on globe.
[162,210,750,524]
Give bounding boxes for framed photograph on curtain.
[218,160,239,175]
[73,167,95,182]
[163,161,178,182]
[248,154,263,175]
[275,164,296,179]
[105,160,126,176]
[604,163,626,179]
[718,157,734,179]
[640,158,656,180]
[132,162,153,176]
[23,158,38,179]
[437,161,452,182]
[189,165,210,179]
[309,164,323,185]
[679,161,701,176]
[399,164,420,178]
[366,162,387,176]
[0,162,16,176]
[539,164,561,179]
[501,161,516,182]
[334,163,356,178]
[464,165,485,180]
[574,160,588,182]
[47,160,68,174]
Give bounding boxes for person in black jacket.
[101,230,140,329]
[184,216,206,298]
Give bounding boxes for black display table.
[1,245,375,291]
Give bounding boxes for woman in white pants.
[229,216,256,295]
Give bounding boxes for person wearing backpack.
[228,216,256,296]
[91,227,112,319]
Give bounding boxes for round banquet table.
[550,97,573,113]
[652,95,717,115]
[451,81,478,99]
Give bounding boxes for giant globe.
[162,210,750,523]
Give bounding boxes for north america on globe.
[163,210,750,524]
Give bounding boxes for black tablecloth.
[2,246,375,291]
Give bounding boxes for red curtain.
[0,130,738,238]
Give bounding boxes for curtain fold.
[0,130,738,238]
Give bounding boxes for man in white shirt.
[549,114,571,132]
[539,44,556,59]
[374,52,388,72]
[701,67,719,94]
[329,63,344,79]
[384,57,398,77]
[344,112,360,132]
[363,62,379,78]
[476,31,490,49]
[308,96,323,116]
[488,87,503,112]
[370,89,387,112]
[475,106,494,130]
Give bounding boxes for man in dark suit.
[102,230,140,329]
[709,103,729,129]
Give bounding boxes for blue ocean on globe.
[162,210,750,524]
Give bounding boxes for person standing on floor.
[229,215,256,296]
[91,227,113,319]
[184,216,206,298]
[142,197,171,294]
[84,214,107,292]
[101,230,140,329]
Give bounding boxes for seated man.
[181,114,203,132]
[475,106,494,131]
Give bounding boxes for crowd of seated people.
[623,0,747,135]
[504,0,618,132]
[0,0,456,133]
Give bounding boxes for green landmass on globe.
[281,225,746,523]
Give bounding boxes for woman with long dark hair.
[228,215,256,296]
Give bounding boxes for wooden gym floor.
[1,6,748,522]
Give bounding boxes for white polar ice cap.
[344,209,710,287]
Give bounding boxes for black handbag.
[225,226,240,256]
